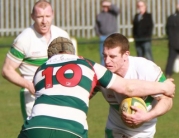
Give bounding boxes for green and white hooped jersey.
[7,25,69,89]
[103,56,166,138]
[22,54,116,138]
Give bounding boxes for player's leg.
[105,128,132,138]
[105,128,114,138]
[20,88,35,120]
[18,128,81,138]
[17,128,51,138]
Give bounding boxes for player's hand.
[121,106,147,126]
[26,81,35,95]
[163,78,175,98]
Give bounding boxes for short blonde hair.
[32,0,52,15]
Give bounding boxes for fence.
[0,0,178,38]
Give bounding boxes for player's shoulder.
[13,26,35,47]
[129,56,162,78]
[51,25,63,31]
[129,56,152,66]
[75,57,96,70]
[51,25,70,39]
[15,26,35,39]
[83,58,95,66]
[51,25,69,33]
[129,56,160,71]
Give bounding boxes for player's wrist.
[161,79,175,97]
[159,83,169,96]
[23,79,32,89]
[145,110,157,121]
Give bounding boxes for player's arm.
[121,95,173,126]
[144,95,173,121]
[89,86,100,99]
[93,63,175,98]
[109,76,175,98]
[1,56,35,95]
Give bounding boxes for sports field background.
[0,36,178,138]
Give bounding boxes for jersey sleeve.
[136,58,166,98]
[7,35,26,63]
[136,58,165,82]
[93,62,116,88]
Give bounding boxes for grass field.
[0,36,178,138]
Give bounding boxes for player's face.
[103,46,129,73]
[32,5,54,35]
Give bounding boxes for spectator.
[1,0,70,120]
[95,0,119,65]
[165,2,179,78]
[132,0,154,61]
[17,36,175,138]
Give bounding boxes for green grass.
[0,37,178,138]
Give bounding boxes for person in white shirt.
[1,0,70,120]
[17,36,174,138]
[96,33,173,138]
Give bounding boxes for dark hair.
[103,33,130,54]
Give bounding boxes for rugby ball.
[120,97,147,128]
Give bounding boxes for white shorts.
[20,89,35,120]
[105,129,154,138]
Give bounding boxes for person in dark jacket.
[95,0,119,65]
[132,0,153,61]
[165,3,179,78]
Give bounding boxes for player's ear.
[125,51,130,56]
[123,51,130,61]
